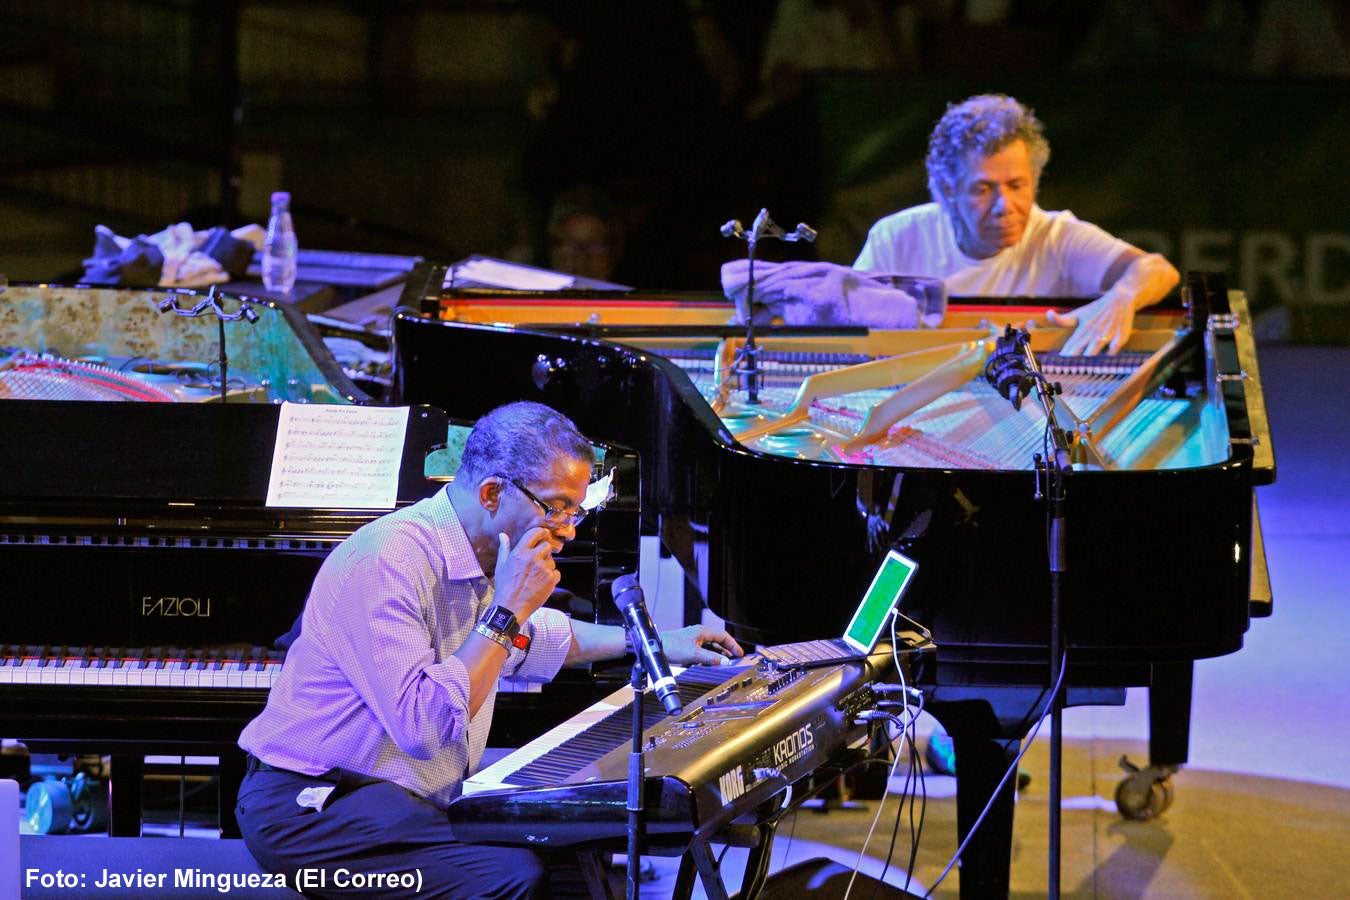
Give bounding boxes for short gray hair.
[458,401,594,485]
[926,94,1050,205]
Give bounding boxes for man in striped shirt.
[236,401,742,898]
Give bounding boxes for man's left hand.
[1045,292,1135,357]
[661,625,745,667]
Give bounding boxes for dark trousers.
[235,763,548,899]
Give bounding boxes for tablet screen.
[842,550,919,654]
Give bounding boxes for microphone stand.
[1016,334,1072,900]
[157,286,259,402]
[719,210,816,405]
[625,654,647,900]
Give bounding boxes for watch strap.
[474,622,512,651]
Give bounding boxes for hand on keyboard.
[661,625,744,666]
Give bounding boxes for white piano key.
[462,687,634,796]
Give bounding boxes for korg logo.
[718,767,745,803]
[772,726,816,768]
[141,596,212,617]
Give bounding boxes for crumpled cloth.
[720,259,920,328]
[83,222,265,288]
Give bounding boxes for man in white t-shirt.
[854,94,1179,356]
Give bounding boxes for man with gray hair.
[855,93,1179,355]
[236,401,742,898]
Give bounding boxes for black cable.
[782,809,798,868]
[905,729,927,894]
[874,731,913,898]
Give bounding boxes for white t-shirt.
[853,202,1132,297]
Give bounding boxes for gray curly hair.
[458,401,594,486]
[926,94,1050,206]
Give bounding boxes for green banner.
[812,76,1350,344]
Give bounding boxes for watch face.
[484,606,518,636]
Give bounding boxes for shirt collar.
[426,487,487,582]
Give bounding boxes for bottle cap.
[271,191,291,205]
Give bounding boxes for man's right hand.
[493,528,561,620]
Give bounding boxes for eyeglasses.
[503,477,588,528]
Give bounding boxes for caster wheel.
[1115,772,1173,821]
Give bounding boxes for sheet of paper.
[450,257,575,291]
[266,403,410,509]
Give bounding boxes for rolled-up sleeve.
[502,606,573,684]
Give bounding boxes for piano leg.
[1148,662,1193,768]
[218,750,246,839]
[1114,662,1193,821]
[107,754,143,837]
[951,736,1019,899]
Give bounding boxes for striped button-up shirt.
[239,487,573,808]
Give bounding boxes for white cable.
[844,711,907,900]
[843,609,920,900]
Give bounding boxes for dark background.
[2,0,1347,340]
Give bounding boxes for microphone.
[750,208,772,239]
[611,573,682,715]
[984,327,1035,410]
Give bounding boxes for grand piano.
[393,263,1275,896]
[0,283,633,836]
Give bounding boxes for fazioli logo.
[141,596,212,617]
[718,767,745,803]
[772,725,816,768]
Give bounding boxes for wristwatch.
[479,605,530,650]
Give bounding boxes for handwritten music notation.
[265,403,410,509]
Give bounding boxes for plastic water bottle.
[261,191,298,294]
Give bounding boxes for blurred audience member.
[1073,0,1250,75]
[546,187,625,285]
[752,0,922,117]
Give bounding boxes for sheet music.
[266,403,409,509]
[451,257,575,291]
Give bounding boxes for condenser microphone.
[984,326,1035,410]
[611,573,682,715]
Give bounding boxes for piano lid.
[0,284,447,510]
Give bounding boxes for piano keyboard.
[0,646,284,689]
[465,666,737,796]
